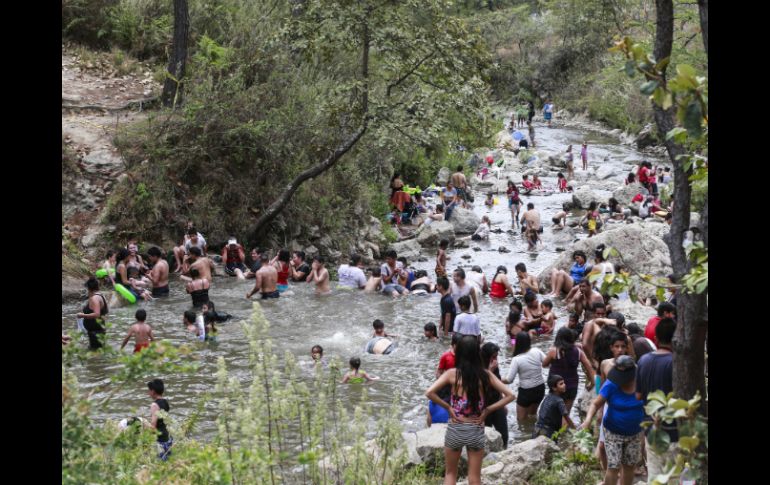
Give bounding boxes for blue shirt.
[569,262,587,284]
[600,380,645,436]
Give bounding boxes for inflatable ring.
[95,268,115,278]
[114,283,137,304]
[654,210,668,217]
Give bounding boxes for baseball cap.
[228,238,237,245]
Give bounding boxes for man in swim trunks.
[450,165,469,207]
[520,202,542,250]
[146,247,170,297]
[246,253,279,299]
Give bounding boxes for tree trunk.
[247,15,371,241]
[697,0,708,54]
[161,0,190,107]
[652,0,708,407]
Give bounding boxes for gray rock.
[416,221,456,246]
[436,167,452,185]
[537,224,672,303]
[595,165,616,180]
[303,245,319,258]
[610,298,658,326]
[498,246,510,253]
[450,207,481,234]
[403,424,504,474]
[388,239,422,260]
[635,123,657,149]
[571,186,600,209]
[461,254,472,259]
[612,183,648,205]
[457,436,560,485]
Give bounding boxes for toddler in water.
[341,357,379,384]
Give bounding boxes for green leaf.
[676,64,697,78]
[684,101,703,138]
[640,80,659,95]
[648,428,671,454]
[671,399,689,410]
[625,60,636,77]
[645,401,665,415]
[666,127,687,141]
[678,436,700,452]
[655,56,671,73]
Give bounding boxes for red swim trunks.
[134,342,150,353]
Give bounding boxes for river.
[61,113,665,446]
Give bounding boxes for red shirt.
[438,350,456,371]
[644,316,662,345]
[522,180,534,189]
[632,193,644,203]
[637,166,649,184]
[558,178,567,190]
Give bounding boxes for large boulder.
[612,183,647,205]
[609,298,658,326]
[404,424,504,474]
[571,186,601,209]
[416,220,456,246]
[436,167,452,185]
[458,436,560,485]
[450,207,482,234]
[635,123,658,149]
[537,224,672,302]
[545,154,567,169]
[388,239,422,261]
[495,129,515,148]
[595,165,616,180]
[503,172,523,185]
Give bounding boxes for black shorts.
[517,383,546,407]
[261,290,280,299]
[152,285,169,297]
[563,387,578,401]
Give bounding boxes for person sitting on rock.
[521,175,535,195]
[548,250,590,298]
[532,175,543,189]
[471,216,491,241]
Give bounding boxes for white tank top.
[451,282,473,312]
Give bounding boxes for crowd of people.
[66,106,683,484]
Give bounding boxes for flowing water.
[61,116,664,445]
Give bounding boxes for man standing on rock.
[450,166,469,207]
[146,247,169,297]
[246,253,279,299]
[520,202,542,250]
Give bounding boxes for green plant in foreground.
[63,302,427,484]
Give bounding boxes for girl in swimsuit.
[425,335,514,485]
[274,249,291,292]
[341,357,379,384]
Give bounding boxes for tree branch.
[386,49,437,97]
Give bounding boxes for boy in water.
[435,239,449,278]
[372,319,399,338]
[120,309,155,353]
[146,378,173,460]
[364,267,382,293]
[341,357,379,384]
[533,374,574,441]
[306,255,331,295]
[437,277,456,337]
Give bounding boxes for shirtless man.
[568,279,605,322]
[120,309,155,353]
[581,304,636,363]
[306,256,331,295]
[246,253,279,299]
[146,247,170,297]
[466,265,489,295]
[515,262,539,295]
[186,247,216,282]
[520,202,542,250]
[450,165,469,207]
[521,292,544,331]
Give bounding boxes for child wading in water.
[341,357,379,384]
[533,374,575,441]
[120,309,155,353]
